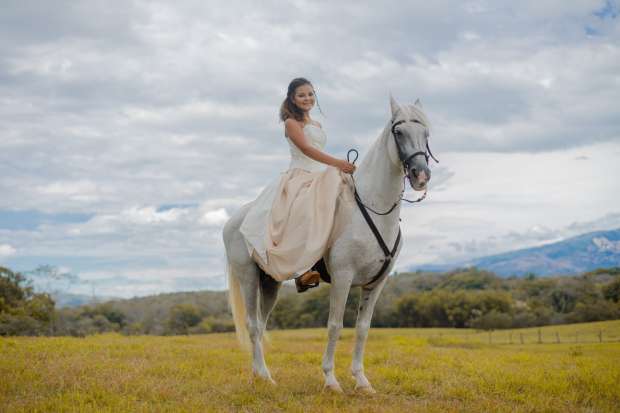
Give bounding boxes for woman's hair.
[279,77,323,122]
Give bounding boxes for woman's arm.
[284,119,355,173]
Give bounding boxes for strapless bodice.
[285,124,327,172]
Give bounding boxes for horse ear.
[390,94,401,117]
[414,98,423,108]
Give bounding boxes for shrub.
[602,278,620,303]
[469,310,513,330]
[0,266,56,336]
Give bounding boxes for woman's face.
[292,84,315,113]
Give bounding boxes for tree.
[0,266,55,336]
[566,301,620,323]
[469,310,513,330]
[549,288,578,313]
[25,265,79,297]
[602,278,620,303]
[166,304,202,334]
[438,268,503,291]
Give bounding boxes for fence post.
[520,333,524,345]
[598,330,603,343]
[555,332,560,344]
[509,332,513,345]
[488,331,492,345]
[575,332,578,343]
[538,328,542,344]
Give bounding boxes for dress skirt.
[239,166,353,281]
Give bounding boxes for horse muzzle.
[408,168,430,191]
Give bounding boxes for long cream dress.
[239,123,354,281]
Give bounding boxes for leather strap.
[354,189,402,287]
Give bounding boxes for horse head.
[388,96,437,191]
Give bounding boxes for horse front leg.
[322,271,353,393]
[351,276,388,393]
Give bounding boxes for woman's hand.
[336,159,356,174]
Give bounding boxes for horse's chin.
[412,183,426,192]
[408,176,427,192]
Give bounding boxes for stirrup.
[295,271,320,293]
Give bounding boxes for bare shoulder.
[284,118,303,126]
[284,118,304,136]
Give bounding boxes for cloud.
[71,265,225,298]
[37,180,102,203]
[200,208,230,227]
[121,206,187,224]
[396,141,620,269]
[1,1,619,296]
[0,244,17,258]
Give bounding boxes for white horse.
[223,96,433,393]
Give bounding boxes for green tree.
[166,304,202,334]
[438,268,503,291]
[0,266,56,336]
[566,301,620,323]
[469,309,513,330]
[549,288,578,313]
[602,278,620,303]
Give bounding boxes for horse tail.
[227,255,250,350]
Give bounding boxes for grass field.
[1,320,620,412]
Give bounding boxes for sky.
[1,0,619,298]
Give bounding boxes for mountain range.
[414,228,620,276]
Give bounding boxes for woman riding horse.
[238,77,356,291]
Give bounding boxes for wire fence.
[409,328,620,345]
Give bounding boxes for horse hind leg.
[223,213,274,384]
[259,270,281,330]
[237,262,275,384]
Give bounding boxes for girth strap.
[354,189,401,287]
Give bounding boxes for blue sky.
[1,0,619,298]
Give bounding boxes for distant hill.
[53,267,620,336]
[52,292,121,308]
[415,228,620,276]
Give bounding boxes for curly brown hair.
[279,77,321,122]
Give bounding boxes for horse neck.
[353,124,404,221]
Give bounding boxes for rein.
[347,117,438,216]
[348,147,427,216]
[346,118,438,287]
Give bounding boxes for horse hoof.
[355,385,376,394]
[253,373,276,385]
[323,383,344,393]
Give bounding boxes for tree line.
[1,265,619,336]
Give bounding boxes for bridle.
[348,116,439,288]
[348,118,439,216]
[391,119,439,168]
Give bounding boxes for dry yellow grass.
[1,320,620,412]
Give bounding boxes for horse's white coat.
[223,97,431,392]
